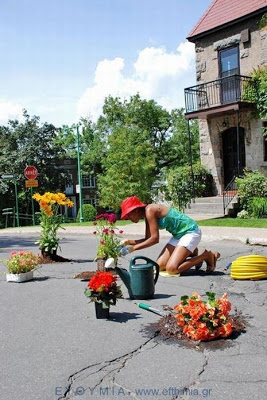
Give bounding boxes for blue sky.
[0,0,212,127]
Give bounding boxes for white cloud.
[0,100,24,125]
[77,41,195,121]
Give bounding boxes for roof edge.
[187,6,267,42]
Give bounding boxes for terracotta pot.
[95,302,110,319]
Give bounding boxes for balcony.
[184,75,255,118]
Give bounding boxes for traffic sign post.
[25,180,38,188]
[24,166,38,180]
[24,165,38,226]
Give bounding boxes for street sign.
[1,174,14,179]
[25,179,38,188]
[24,166,38,180]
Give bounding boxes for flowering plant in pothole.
[93,213,123,264]
[32,192,74,257]
[173,292,233,341]
[84,271,123,308]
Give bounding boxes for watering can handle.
[131,256,160,284]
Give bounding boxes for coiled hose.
[230,255,267,280]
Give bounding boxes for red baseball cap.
[121,196,147,219]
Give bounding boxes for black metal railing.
[185,75,253,114]
[223,176,238,214]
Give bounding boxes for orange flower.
[173,291,233,341]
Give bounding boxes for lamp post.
[76,125,84,222]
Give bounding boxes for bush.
[76,204,97,222]
[236,170,267,211]
[166,163,213,211]
[249,197,267,218]
[237,210,250,219]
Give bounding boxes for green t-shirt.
[158,208,199,239]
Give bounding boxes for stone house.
[185,0,267,196]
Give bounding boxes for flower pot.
[6,270,34,283]
[96,258,107,272]
[95,302,110,319]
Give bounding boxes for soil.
[40,254,71,264]
[156,312,247,342]
[74,269,118,280]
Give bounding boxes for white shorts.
[167,228,202,253]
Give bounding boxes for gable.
[187,0,267,41]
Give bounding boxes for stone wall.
[192,12,267,194]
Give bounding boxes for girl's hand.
[119,245,134,256]
[120,239,130,246]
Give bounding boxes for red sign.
[24,166,38,180]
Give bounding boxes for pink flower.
[119,230,123,234]
[107,213,117,224]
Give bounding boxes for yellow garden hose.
[231,255,267,280]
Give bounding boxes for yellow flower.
[32,193,42,201]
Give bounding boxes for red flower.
[88,271,117,292]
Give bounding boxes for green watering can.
[115,256,159,300]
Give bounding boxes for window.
[65,173,74,195]
[219,46,239,78]
[82,174,96,188]
[83,198,97,208]
[219,46,240,104]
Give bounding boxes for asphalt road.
[0,233,266,400]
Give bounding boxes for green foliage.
[36,212,62,253]
[166,109,200,167]
[97,125,156,210]
[236,170,267,211]
[249,197,267,218]
[166,163,213,210]
[100,94,172,175]
[242,66,267,131]
[94,95,200,209]
[197,218,267,228]
[0,110,69,215]
[77,204,97,222]
[3,250,41,274]
[237,210,250,219]
[259,13,267,29]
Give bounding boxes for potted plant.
[174,291,233,341]
[84,271,123,318]
[4,250,42,282]
[32,192,74,260]
[92,213,123,270]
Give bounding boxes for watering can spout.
[115,266,133,297]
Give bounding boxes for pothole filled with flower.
[154,292,247,345]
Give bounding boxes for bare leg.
[166,247,210,274]
[157,244,175,271]
[158,245,220,275]
[206,251,220,273]
[189,247,203,270]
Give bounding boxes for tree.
[94,95,200,208]
[97,125,156,210]
[163,108,200,168]
[0,110,69,216]
[101,94,172,174]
